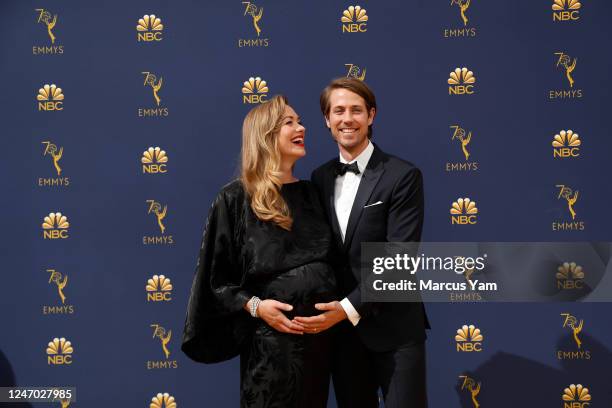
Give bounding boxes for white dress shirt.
[334,141,374,326]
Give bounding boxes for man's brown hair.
[320,77,377,138]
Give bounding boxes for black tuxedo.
[312,144,429,408]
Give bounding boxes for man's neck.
[339,139,370,162]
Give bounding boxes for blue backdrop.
[1,1,611,407]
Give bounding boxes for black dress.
[182,179,337,408]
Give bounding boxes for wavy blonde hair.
[241,95,293,231]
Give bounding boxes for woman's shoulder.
[214,179,246,208]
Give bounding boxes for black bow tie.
[335,161,360,176]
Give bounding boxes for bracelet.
[249,296,261,318]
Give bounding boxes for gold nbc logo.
[242,76,269,104]
[137,14,164,42]
[553,0,581,22]
[450,125,472,161]
[42,212,69,239]
[450,198,478,225]
[561,313,584,349]
[450,0,471,27]
[455,324,483,352]
[150,393,177,408]
[243,2,264,37]
[345,64,367,81]
[459,375,481,408]
[151,324,172,359]
[142,72,163,106]
[448,67,475,95]
[48,269,68,304]
[147,275,173,302]
[556,185,579,220]
[553,130,581,158]
[557,262,585,290]
[37,84,64,111]
[142,147,168,174]
[47,337,73,365]
[35,9,58,44]
[146,200,168,234]
[341,5,368,33]
[562,384,591,407]
[555,52,577,88]
[42,141,63,176]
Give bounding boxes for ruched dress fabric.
[182,179,337,408]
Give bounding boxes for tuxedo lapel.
[323,164,344,248]
[343,147,385,250]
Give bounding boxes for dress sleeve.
[181,188,253,363]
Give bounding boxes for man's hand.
[292,301,347,334]
[253,299,305,335]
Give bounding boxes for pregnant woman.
[182,95,337,408]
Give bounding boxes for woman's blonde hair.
[241,95,293,230]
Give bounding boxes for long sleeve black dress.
[182,179,337,408]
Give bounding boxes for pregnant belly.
[260,262,337,318]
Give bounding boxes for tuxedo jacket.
[312,144,430,352]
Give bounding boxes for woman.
[182,95,337,407]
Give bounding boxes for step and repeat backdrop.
[1,1,612,407]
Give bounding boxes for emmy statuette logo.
[47,337,73,365]
[444,0,477,38]
[459,375,481,408]
[345,64,366,81]
[242,76,269,104]
[239,1,269,47]
[39,141,70,187]
[552,185,584,231]
[148,324,178,369]
[550,52,583,99]
[341,5,368,33]
[33,9,64,54]
[455,324,483,352]
[450,198,478,225]
[446,125,479,171]
[558,313,591,360]
[139,72,168,117]
[448,68,476,95]
[143,200,174,245]
[44,269,74,315]
[37,84,64,111]
[137,14,164,42]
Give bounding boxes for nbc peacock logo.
[552,130,581,158]
[341,5,368,33]
[448,67,476,95]
[42,212,69,239]
[150,393,177,408]
[455,324,483,352]
[556,262,585,290]
[147,275,173,302]
[242,76,269,104]
[450,198,478,225]
[562,384,591,407]
[46,337,73,365]
[142,147,168,174]
[552,0,581,22]
[37,84,64,111]
[137,14,164,42]
[345,64,367,81]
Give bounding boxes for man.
[293,78,429,407]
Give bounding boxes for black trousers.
[331,322,428,408]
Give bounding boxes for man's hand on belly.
[292,301,347,334]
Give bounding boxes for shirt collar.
[339,140,374,173]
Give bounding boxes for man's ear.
[367,108,376,126]
[324,114,331,130]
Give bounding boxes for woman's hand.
[254,299,305,335]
